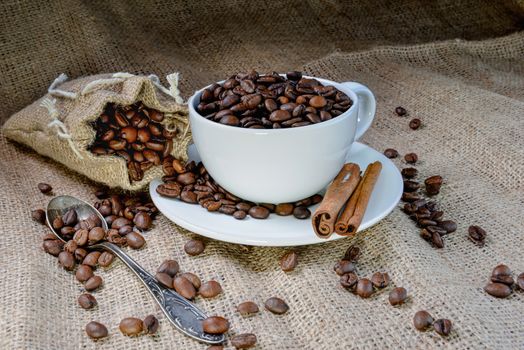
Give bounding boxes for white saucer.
[150,142,403,246]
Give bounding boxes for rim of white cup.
[188,75,359,134]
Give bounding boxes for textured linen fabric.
[0,1,523,349]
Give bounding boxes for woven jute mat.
[0,1,523,349]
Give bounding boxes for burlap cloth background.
[0,1,523,349]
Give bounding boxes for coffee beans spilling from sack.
[89,101,178,182]
[197,70,353,129]
[157,157,323,220]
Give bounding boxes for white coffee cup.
[188,77,376,203]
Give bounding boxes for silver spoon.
[46,195,224,345]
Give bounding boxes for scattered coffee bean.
[517,272,524,290]
[340,272,358,290]
[38,182,53,194]
[76,264,94,282]
[356,278,374,298]
[83,251,101,267]
[184,239,205,256]
[58,251,75,271]
[173,276,197,299]
[180,272,201,289]
[280,251,298,272]
[468,225,486,246]
[88,227,105,244]
[389,287,407,305]
[202,316,229,334]
[384,148,399,158]
[401,167,418,179]
[157,259,179,277]
[126,231,146,249]
[265,297,289,314]
[395,106,407,116]
[413,310,433,331]
[403,180,420,192]
[248,206,270,219]
[97,251,114,267]
[334,260,355,276]
[133,211,152,230]
[439,220,457,233]
[343,245,361,262]
[156,272,174,288]
[78,293,97,309]
[237,301,259,315]
[31,209,46,224]
[231,333,257,349]
[491,264,512,282]
[85,321,108,339]
[433,319,452,336]
[371,272,390,289]
[119,317,144,336]
[85,275,103,291]
[424,175,443,195]
[199,280,222,298]
[484,282,512,298]
[143,315,159,335]
[293,206,311,219]
[404,153,418,164]
[43,239,64,256]
[409,118,422,130]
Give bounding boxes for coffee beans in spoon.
[197,70,352,129]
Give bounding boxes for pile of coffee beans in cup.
[157,156,322,220]
[89,101,178,182]
[196,70,353,129]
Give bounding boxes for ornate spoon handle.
[96,241,224,344]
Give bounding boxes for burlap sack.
[2,73,191,191]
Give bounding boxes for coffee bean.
[88,227,105,244]
[119,317,144,336]
[62,209,78,226]
[517,272,524,290]
[286,71,302,80]
[111,217,131,230]
[491,274,514,286]
[64,240,78,254]
[280,251,298,272]
[184,239,205,256]
[413,310,433,331]
[85,275,103,291]
[207,346,224,350]
[395,106,407,116]
[58,251,75,270]
[155,272,174,288]
[157,259,179,277]
[233,210,247,220]
[356,278,374,298]
[340,272,358,290]
[133,211,152,230]
[431,231,444,248]
[200,280,222,298]
[181,190,198,204]
[403,180,420,192]
[156,182,182,198]
[173,276,197,299]
[76,264,94,282]
[264,297,289,314]
[269,110,292,122]
[78,293,97,309]
[52,216,64,230]
[97,251,114,267]
[389,287,408,305]
[404,153,418,164]
[143,315,159,334]
[293,206,310,219]
[231,333,257,349]
[401,167,418,179]
[334,260,355,275]
[237,301,259,315]
[343,245,361,262]
[309,95,327,108]
[248,206,270,219]
[371,272,390,289]
[31,209,46,224]
[85,321,108,339]
[202,316,229,334]
[402,192,421,202]
[38,182,53,194]
[433,319,452,336]
[468,225,486,245]
[83,251,101,267]
[409,118,422,130]
[126,231,145,249]
[439,220,457,233]
[384,148,399,158]
[42,239,64,256]
[424,175,443,195]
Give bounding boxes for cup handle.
[340,82,376,140]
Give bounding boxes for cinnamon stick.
[338,161,382,236]
[312,163,361,239]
